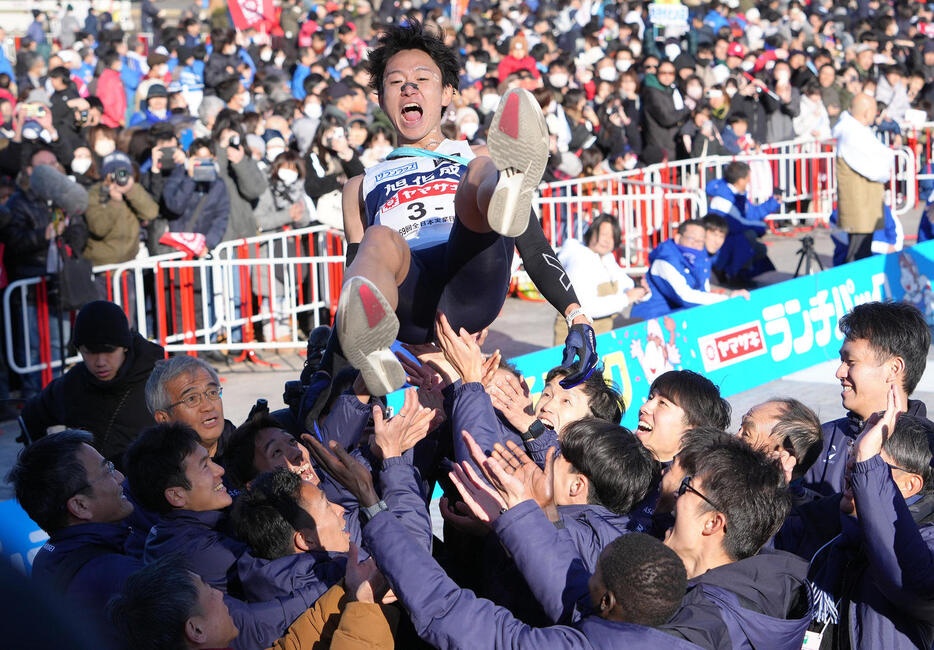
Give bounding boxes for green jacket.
[83,182,159,265]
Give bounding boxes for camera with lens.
[110,168,131,187]
[192,158,218,183]
[228,134,241,148]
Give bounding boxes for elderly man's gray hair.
[145,356,220,414]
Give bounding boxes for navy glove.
[560,323,598,389]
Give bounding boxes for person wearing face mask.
[95,51,126,128]
[640,60,691,164]
[255,150,310,233]
[204,28,241,92]
[462,51,490,86]
[497,33,540,84]
[87,124,119,162]
[454,106,481,143]
[761,62,801,143]
[128,84,171,127]
[70,144,98,188]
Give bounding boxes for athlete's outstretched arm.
[516,217,598,388]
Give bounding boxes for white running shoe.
[336,276,406,396]
[486,87,550,238]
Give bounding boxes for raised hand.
[400,341,456,386]
[460,431,532,511]
[855,384,904,463]
[489,373,535,433]
[491,441,556,511]
[448,459,506,524]
[439,495,492,536]
[344,542,390,604]
[372,387,435,458]
[302,435,379,507]
[435,312,485,384]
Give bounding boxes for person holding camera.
[162,138,230,254]
[83,152,158,266]
[212,110,266,242]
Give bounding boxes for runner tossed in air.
[334,20,597,395]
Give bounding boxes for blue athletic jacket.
[803,399,928,496]
[144,509,248,591]
[448,381,525,468]
[631,240,719,320]
[706,178,780,277]
[361,508,703,649]
[31,522,143,638]
[662,551,811,649]
[780,455,934,650]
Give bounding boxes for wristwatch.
[565,307,593,329]
[521,419,547,442]
[360,499,389,524]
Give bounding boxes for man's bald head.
[850,93,877,126]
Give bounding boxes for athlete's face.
[380,49,453,146]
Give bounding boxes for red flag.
[229,0,273,31]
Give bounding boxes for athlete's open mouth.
[402,103,423,123]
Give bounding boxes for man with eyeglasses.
[632,219,748,320]
[146,355,234,460]
[8,430,142,640]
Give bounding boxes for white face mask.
[71,157,92,175]
[726,86,738,97]
[260,49,273,62]
[274,55,286,67]
[459,122,479,139]
[267,147,285,161]
[741,60,755,72]
[775,70,790,83]
[481,93,501,113]
[687,86,703,100]
[466,61,487,79]
[238,91,251,109]
[598,68,618,82]
[94,140,116,157]
[579,70,593,84]
[277,168,299,184]
[549,73,569,88]
[616,59,632,72]
[304,102,322,119]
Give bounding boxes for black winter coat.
[640,81,691,161]
[3,185,88,279]
[21,332,165,464]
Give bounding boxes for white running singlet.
[361,139,475,251]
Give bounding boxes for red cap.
[727,42,745,58]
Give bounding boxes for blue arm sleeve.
[852,455,934,620]
[492,500,593,624]
[526,428,559,469]
[379,456,433,552]
[317,393,371,450]
[362,510,590,650]
[450,382,523,470]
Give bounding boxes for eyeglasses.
[168,387,223,410]
[678,475,724,513]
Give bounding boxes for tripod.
[793,235,824,278]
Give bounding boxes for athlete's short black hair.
[650,370,731,430]
[366,19,461,99]
[560,419,656,515]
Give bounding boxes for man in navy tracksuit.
[803,302,931,496]
[303,434,702,649]
[777,408,934,649]
[631,220,749,320]
[479,434,812,650]
[9,430,143,642]
[705,161,781,283]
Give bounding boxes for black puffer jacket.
[22,332,165,464]
[4,184,88,279]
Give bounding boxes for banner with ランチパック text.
[510,241,934,431]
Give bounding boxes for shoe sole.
[486,88,550,238]
[336,277,405,396]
